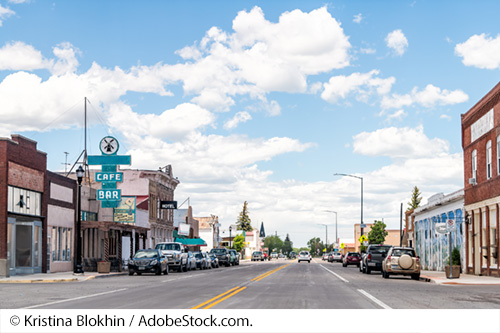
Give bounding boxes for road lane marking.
[357,289,392,309]
[319,264,349,283]
[201,287,246,309]
[251,264,290,282]
[24,288,128,309]
[191,286,242,309]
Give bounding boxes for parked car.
[298,251,311,263]
[271,252,278,259]
[382,247,421,280]
[252,251,264,261]
[228,249,240,265]
[322,252,329,261]
[202,252,213,269]
[186,251,197,271]
[210,248,231,267]
[328,251,343,262]
[289,251,297,259]
[361,244,392,274]
[342,252,361,267]
[128,249,168,276]
[193,251,209,270]
[208,253,219,268]
[155,242,188,272]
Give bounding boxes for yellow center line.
[202,286,247,309]
[191,286,241,309]
[252,264,290,282]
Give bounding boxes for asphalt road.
[2,258,500,309]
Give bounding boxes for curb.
[419,276,433,283]
[0,278,78,283]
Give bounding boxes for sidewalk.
[420,270,500,285]
[0,271,127,283]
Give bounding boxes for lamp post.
[317,223,329,252]
[324,210,337,247]
[229,226,232,249]
[334,173,364,236]
[74,165,84,274]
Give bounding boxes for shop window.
[487,140,492,179]
[497,135,500,175]
[51,226,72,261]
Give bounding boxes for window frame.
[486,140,492,179]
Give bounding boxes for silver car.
[298,251,311,263]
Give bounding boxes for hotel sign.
[471,109,493,143]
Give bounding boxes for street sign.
[340,243,345,249]
[360,224,367,228]
[446,219,456,231]
[88,155,132,165]
[160,201,177,209]
[96,172,123,182]
[359,235,368,243]
[363,240,369,246]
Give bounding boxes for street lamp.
[324,210,337,247]
[334,173,364,236]
[229,226,232,249]
[317,223,329,252]
[74,165,84,274]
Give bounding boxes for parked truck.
[360,244,392,274]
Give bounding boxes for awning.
[174,237,207,246]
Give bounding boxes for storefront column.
[486,206,490,276]
[104,231,109,261]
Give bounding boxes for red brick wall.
[462,83,500,205]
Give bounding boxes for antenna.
[62,152,70,173]
[66,97,90,185]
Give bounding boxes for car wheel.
[155,267,161,275]
[411,273,420,280]
[164,266,169,275]
[183,263,188,272]
[137,272,142,275]
[382,270,389,279]
[366,267,371,274]
[342,263,347,267]
[128,270,134,276]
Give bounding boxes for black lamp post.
[74,165,84,274]
[229,226,232,249]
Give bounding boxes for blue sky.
[1,0,500,247]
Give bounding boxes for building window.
[486,140,492,179]
[497,136,500,175]
[51,226,72,261]
[472,149,477,181]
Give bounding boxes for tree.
[367,220,388,244]
[307,237,324,256]
[231,234,245,252]
[407,186,422,211]
[283,234,293,254]
[264,235,283,254]
[236,201,253,232]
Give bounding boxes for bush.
[449,247,461,266]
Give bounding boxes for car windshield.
[299,252,309,255]
[349,253,360,257]
[392,249,415,257]
[194,253,203,259]
[156,243,181,251]
[253,252,261,255]
[210,249,226,254]
[134,250,158,259]
[371,246,392,254]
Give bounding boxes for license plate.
[138,266,145,270]
[368,263,376,266]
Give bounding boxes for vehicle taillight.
[386,255,391,261]
[416,257,420,262]
[367,254,371,261]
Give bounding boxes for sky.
[1,0,500,248]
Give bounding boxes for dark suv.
[360,244,392,274]
[209,248,231,267]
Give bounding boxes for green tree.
[264,235,283,253]
[236,201,253,232]
[283,234,293,254]
[307,237,324,256]
[367,220,388,244]
[407,186,422,211]
[231,234,245,252]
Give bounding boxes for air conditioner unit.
[468,178,477,185]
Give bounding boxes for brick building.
[0,135,48,277]
[353,223,402,252]
[461,82,500,277]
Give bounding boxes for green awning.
[174,237,206,246]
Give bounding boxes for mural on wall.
[415,209,465,271]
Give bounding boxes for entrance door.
[474,214,481,275]
[9,217,43,275]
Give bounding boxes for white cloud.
[455,33,500,69]
[385,29,408,56]
[0,41,50,70]
[440,114,452,121]
[352,125,449,159]
[380,84,468,109]
[353,13,363,24]
[0,5,14,27]
[385,109,407,123]
[224,111,252,130]
[360,47,376,54]
[321,70,395,104]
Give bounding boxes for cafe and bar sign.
[88,136,131,208]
